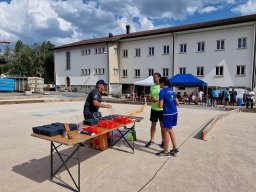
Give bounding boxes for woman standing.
[156,77,179,157]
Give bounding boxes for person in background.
[219,90,224,105]
[245,92,255,109]
[189,92,195,104]
[83,80,112,120]
[224,88,230,109]
[156,77,179,157]
[198,89,204,104]
[212,87,220,107]
[145,73,164,148]
[177,92,182,102]
[230,88,237,108]
[182,92,189,104]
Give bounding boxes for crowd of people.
[207,87,255,109]
[176,89,204,105]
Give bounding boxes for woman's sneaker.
[155,150,171,158]
[170,148,179,156]
[145,141,154,147]
[159,141,164,149]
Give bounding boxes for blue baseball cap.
[96,80,108,86]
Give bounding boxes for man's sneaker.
[155,150,171,158]
[170,148,179,156]
[145,141,154,147]
[159,141,164,149]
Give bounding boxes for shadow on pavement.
[12,141,100,183]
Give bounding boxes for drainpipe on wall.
[172,33,175,76]
[252,24,256,90]
[106,43,110,95]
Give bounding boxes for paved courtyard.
[0,101,255,192]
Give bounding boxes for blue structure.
[169,74,207,87]
[0,78,15,91]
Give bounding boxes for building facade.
[54,14,256,95]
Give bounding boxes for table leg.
[50,142,81,192]
[110,123,135,154]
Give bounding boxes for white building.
[54,14,256,95]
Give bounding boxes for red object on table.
[98,120,119,129]
[82,126,103,134]
[113,116,132,124]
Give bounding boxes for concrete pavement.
[0,101,255,192]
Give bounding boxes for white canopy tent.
[132,76,154,102]
[134,76,154,86]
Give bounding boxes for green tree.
[0,40,55,83]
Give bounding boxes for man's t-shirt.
[212,89,220,98]
[159,88,177,115]
[150,84,163,111]
[83,88,102,115]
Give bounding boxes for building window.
[148,47,154,56]
[135,48,140,57]
[82,69,90,75]
[95,68,104,75]
[163,45,169,55]
[97,68,104,75]
[81,69,84,75]
[180,43,187,53]
[236,65,245,76]
[66,52,70,70]
[122,69,128,78]
[81,49,91,55]
[163,68,169,77]
[197,42,205,52]
[238,37,247,49]
[179,67,186,74]
[217,40,225,50]
[197,67,204,76]
[95,47,106,54]
[216,66,224,76]
[123,49,128,58]
[113,68,118,75]
[148,68,154,76]
[135,69,140,77]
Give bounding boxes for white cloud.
[232,0,256,15]
[0,0,74,45]
[199,6,218,14]
[0,0,250,46]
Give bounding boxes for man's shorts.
[162,113,178,129]
[224,98,230,102]
[213,97,218,101]
[150,109,163,122]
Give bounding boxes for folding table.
[31,116,142,192]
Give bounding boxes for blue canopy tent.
[168,74,207,87]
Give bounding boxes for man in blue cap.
[83,80,112,120]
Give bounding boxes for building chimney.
[109,33,113,38]
[126,25,130,34]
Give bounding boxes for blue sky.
[0,0,256,46]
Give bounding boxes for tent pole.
[206,86,208,106]
[203,86,205,105]
[132,85,135,101]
